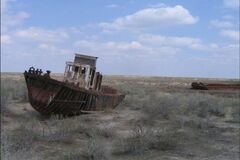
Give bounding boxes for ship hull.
[24,72,125,115]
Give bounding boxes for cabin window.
[89,68,92,75]
[81,67,86,74]
[69,65,72,71]
[74,66,79,72]
[90,69,95,85]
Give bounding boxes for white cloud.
[74,35,210,58]
[105,41,142,50]
[74,40,146,53]
[211,43,239,61]
[148,3,167,8]
[1,35,12,44]
[39,44,57,50]
[210,20,233,28]
[4,11,29,26]
[100,5,198,31]
[1,0,30,33]
[38,44,70,55]
[1,0,238,78]
[1,0,8,13]
[222,15,234,20]
[106,4,118,8]
[74,40,99,49]
[15,27,69,42]
[223,0,240,9]
[74,39,177,57]
[210,18,238,41]
[220,29,239,40]
[138,34,205,50]
[74,34,239,61]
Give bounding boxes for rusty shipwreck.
[24,54,125,116]
[191,82,240,90]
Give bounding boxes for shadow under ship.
[24,54,125,116]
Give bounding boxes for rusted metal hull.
[191,82,240,90]
[24,72,125,115]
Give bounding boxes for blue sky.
[1,0,239,78]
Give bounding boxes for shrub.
[142,94,178,120]
[83,138,109,160]
[115,126,153,155]
[41,116,81,143]
[114,126,177,155]
[41,116,114,144]
[183,94,226,118]
[60,149,83,160]
[1,78,28,103]
[1,123,41,153]
[231,105,240,123]
[84,127,114,139]
[1,87,10,107]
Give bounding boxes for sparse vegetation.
[114,125,177,155]
[1,73,239,160]
[83,138,110,160]
[1,78,28,103]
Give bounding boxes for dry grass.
[1,73,239,160]
[83,138,110,160]
[113,125,177,155]
[1,78,28,103]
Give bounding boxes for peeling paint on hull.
[24,72,125,116]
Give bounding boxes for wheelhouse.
[63,53,102,90]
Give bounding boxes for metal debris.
[191,82,240,90]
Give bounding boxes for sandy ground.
[1,72,239,160]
